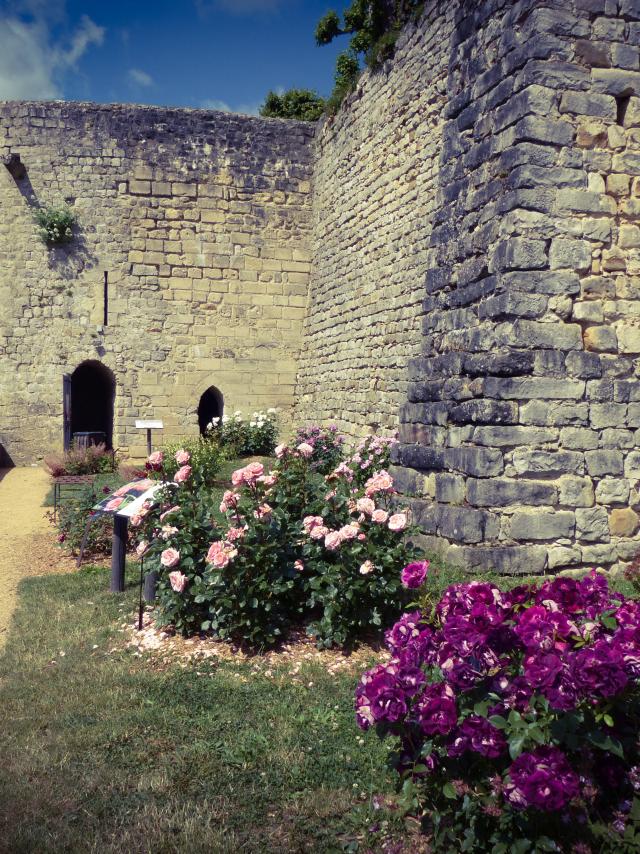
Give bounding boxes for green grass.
[0,568,395,853]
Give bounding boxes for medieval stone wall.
[294,0,454,438]
[0,102,313,462]
[390,0,640,575]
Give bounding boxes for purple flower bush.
[356,571,640,851]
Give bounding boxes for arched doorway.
[197,386,223,436]
[66,360,116,449]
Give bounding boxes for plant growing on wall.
[34,204,77,246]
[259,89,326,121]
[315,0,425,112]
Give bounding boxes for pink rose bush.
[356,569,640,851]
[132,427,422,649]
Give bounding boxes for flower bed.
[133,429,422,648]
[355,569,640,851]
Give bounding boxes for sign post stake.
[110,514,127,592]
[135,419,163,456]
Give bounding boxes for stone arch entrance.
[65,360,116,449]
[197,386,223,436]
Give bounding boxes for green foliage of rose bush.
[355,570,640,852]
[145,439,224,485]
[133,430,422,648]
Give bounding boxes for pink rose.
[226,526,246,542]
[359,561,375,576]
[160,547,180,568]
[297,442,314,458]
[174,465,192,484]
[309,525,329,540]
[136,540,149,558]
[147,451,163,467]
[303,515,324,533]
[371,509,388,524]
[223,490,238,506]
[258,473,277,487]
[357,533,366,541]
[211,550,230,569]
[294,560,304,572]
[245,462,264,478]
[388,512,407,532]
[130,514,143,527]
[231,468,244,486]
[105,497,124,511]
[175,449,191,465]
[275,444,288,458]
[206,541,224,563]
[339,523,360,541]
[324,530,343,551]
[168,570,188,592]
[159,505,180,521]
[356,497,375,515]
[254,503,272,520]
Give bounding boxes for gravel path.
[0,467,76,649]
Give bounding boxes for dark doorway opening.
[198,386,224,436]
[69,360,116,449]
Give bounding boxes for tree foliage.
[315,1,425,112]
[259,88,326,122]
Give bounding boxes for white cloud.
[0,6,104,100]
[201,98,261,116]
[128,68,153,87]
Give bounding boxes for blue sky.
[0,0,349,113]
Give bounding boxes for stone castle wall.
[294,0,454,439]
[0,102,313,462]
[389,0,640,575]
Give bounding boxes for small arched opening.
[197,386,224,436]
[68,360,116,449]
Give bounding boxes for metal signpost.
[135,419,163,455]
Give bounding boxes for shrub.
[134,434,422,649]
[34,204,76,245]
[145,439,224,486]
[355,570,640,852]
[260,89,326,121]
[44,444,117,477]
[205,409,278,457]
[54,480,120,555]
[292,423,345,474]
[133,461,220,635]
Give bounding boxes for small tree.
[259,89,326,121]
[315,1,424,112]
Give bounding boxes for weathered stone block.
[595,478,630,505]
[483,377,584,400]
[576,507,610,542]
[520,400,590,426]
[434,473,466,504]
[558,475,595,507]
[472,425,556,446]
[584,326,618,352]
[591,69,640,96]
[513,449,584,476]
[618,325,640,353]
[489,238,548,272]
[559,91,616,119]
[609,508,640,537]
[585,450,624,476]
[436,505,499,544]
[560,427,599,450]
[447,544,548,575]
[445,447,504,478]
[548,546,582,568]
[449,400,518,425]
[467,477,557,507]
[509,510,575,541]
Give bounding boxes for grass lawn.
[0,566,397,853]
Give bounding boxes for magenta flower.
[506,747,579,812]
[401,560,429,589]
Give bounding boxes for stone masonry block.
[509,510,575,541]
[513,449,584,476]
[436,505,500,544]
[467,478,557,507]
[576,507,610,542]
